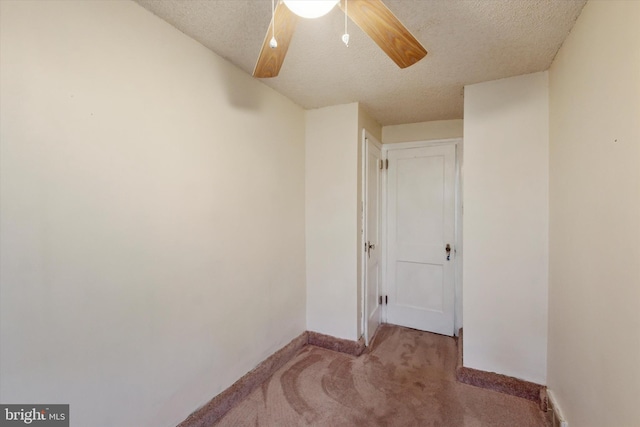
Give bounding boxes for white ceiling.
[135,0,586,125]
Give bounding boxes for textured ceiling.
[134,0,586,125]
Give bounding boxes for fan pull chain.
[270,0,278,48]
[342,0,349,46]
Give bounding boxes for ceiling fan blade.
[253,1,298,78]
[340,0,427,68]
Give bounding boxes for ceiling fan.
[253,0,428,78]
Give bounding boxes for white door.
[386,144,456,336]
[364,136,382,345]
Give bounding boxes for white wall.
[463,72,549,384]
[382,119,463,144]
[306,103,360,340]
[0,1,306,426]
[547,1,640,425]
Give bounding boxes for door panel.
[386,144,455,336]
[397,156,444,250]
[396,262,444,312]
[364,137,382,345]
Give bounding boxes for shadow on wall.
[221,58,265,111]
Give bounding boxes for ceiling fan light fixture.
[282,0,339,19]
[254,0,427,78]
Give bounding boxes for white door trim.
[381,138,463,335]
[361,129,383,345]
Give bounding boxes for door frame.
[381,138,464,335]
[360,129,383,345]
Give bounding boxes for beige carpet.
[215,324,550,426]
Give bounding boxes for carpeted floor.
[215,324,550,426]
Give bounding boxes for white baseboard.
[547,389,569,427]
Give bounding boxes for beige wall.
[463,72,549,385]
[305,103,360,340]
[0,1,306,426]
[359,106,383,143]
[382,119,463,144]
[306,103,381,341]
[547,1,640,425]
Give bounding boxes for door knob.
[445,243,451,261]
[367,242,376,258]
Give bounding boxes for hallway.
[215,325,549,426]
